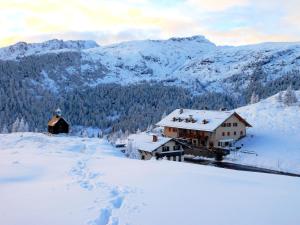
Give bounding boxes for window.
[234,131,237,135]
[221,123,226,127]
[162,146,169,152]
[173,145,181,151]
[172,128,177,132]
[168,127,172,132]
[227,132,230,136]
[233,123,238,127]
[222,132,225,136]
[227,123,231,127]
[240,131,244,136]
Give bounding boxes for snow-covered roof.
[128,132,173,153]
[156,109,249,132]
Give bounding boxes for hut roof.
[48,116,65,127]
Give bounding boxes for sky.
[0,0,300,47]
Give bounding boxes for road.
[184,157,300,177]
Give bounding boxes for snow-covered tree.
[108,132,118,144]
[283,86,298,106]
[146,124,153,132]
[24,122,29,132]
[136,128,141,134]
[81,129,89,138]
[11,118,20,133]
[125,139,140,159]
[124,130,130,139]
[16,117,29,132]
[18,118,25,132]
[97,130,103,138]
[161,111,167,120]
[276,91,283,102]
[250,91,260,104]
[1,125,9,134]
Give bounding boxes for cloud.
[186,0,249,12]
[0,0,299,47]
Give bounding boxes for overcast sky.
[1,0,300,47]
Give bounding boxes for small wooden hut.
[48,108,69,134]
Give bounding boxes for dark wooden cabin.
[48,109,69,134]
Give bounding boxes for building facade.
[157,109,251,149]
[128,133,185,161]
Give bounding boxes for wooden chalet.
[156,109,251,150]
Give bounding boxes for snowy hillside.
[1,133,300,225]
[229,91,300,173]
[1,35,300,132]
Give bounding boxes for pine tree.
[161,111,167,120]
[97,130,103,138]
[283,86,298,106]
[126,139,140,159]
[1,125,9,134]
[11,118,20,133]
[18,118,26,132]
[250,91,259,104]
[277,91,283,102]
[24,122,29,132]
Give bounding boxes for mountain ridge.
[0,35,299,132]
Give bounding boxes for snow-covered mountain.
[1,35,300,94]
[0,39,99,60]
[0,35,300,132]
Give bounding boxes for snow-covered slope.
[229,91,300,172]
[1,36,300,93]
[1,133,300,225]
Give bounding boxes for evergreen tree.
[18,118,26,132]
[125,139,140,159]
[283,86,298,106]
[1,125,9,134]
[11,118,20,133]
[250,91,260,104]
[277,91,283,102]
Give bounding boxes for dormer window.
[202,119,209,124]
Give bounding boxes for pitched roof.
[156,109,251,132]
[128,132,173,152]
[48,116,67,127]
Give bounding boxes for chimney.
[179,108,183,114]
[153,135,158,142]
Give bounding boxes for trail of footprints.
[92,187,125,225]
[70,159,128,225]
